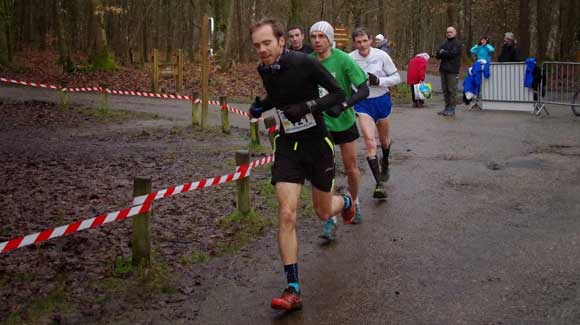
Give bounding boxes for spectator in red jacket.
[407,53,429,107]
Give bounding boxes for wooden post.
[152,49,159,93]
[192,91,200,126]
[250,119,260,145]
[132,177,152,267]
[58,91,69,110]
[99,84,109,112]
[263,116,277,148]
[235,150,251,215]
[220,95,230,134]
[176,49,183,93]
[200,15,210,129]
[58,81,69,110]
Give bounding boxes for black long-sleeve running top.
[258,50,346,140]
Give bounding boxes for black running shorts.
[271,135,335,192]
[329,123,360,145]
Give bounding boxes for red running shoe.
[271,287,302,311]
[341,193,356,224]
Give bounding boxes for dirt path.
[2,85,580,324]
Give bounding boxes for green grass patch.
[179,249,210,265]
[4,279,70,325]
[249,143,273,155]
[75,106,157,123]
[216,209,274,255]
[390,83,412,104]
[255,179,277,210]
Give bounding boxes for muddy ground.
[0,99,283,324]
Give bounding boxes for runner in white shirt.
[349,27,401,199]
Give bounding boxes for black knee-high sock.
[382,144,391,166]
[367,156,381,184]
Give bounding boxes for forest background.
[0,0,579,95]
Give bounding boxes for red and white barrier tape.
[1,76,200,102]
[62,86,102,93]
[1,76,272,118]
[0,203,152,255]
[105,88,195,101]
[0,155,274,255]
[1,77,61,90]
[133,155,274,206]
[221,103,251,118]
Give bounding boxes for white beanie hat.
[310,21,334,45]
[375,34,385,42]
[417,53,430,61]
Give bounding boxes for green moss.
[255,179,277,210]
[89,47,117,71]
[179,249,210,265]
[216,209,274,255]
[113,256,134,277]
[4,281,70,325]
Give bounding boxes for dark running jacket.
[436,37,462,74]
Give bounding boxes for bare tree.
[545,0,560,60]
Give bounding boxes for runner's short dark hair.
[351,27,372,41]
[250,18,285,39]
[287,25,304,35]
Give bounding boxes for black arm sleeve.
[260,96,275,111]
[307,58,346,111]
[345,83,370,107]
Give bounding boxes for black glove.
[367,72,379,86]
[249,96,263,118]
[326,102,347,118]
[282,102,310,124]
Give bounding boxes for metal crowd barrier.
[537,62,580,116]
[478,62,537,113]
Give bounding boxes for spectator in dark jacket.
[435,26,462,116]
[374,34,391,55]
[498,32,521,62]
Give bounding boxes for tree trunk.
[378,0,385,35]
[0,0,15,65]
[54,0,73,72]
[90,0,115,69]
[528,0,538,58]
[463,0,472,53]
[517,0,529,58]
[222,0,235,69]
[289,0,303,27]
[545,0,560,60]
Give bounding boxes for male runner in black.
[287,25,313,54]
[249,18,355,311]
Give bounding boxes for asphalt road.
[2,84,580,324]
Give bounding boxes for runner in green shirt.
[310,21,370,240]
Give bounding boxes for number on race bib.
[277,109,317,134]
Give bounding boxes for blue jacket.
[470,44,494,62]
[524,58,536,88]
[463,60,491,97]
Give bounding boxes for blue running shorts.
[354,93,392,122]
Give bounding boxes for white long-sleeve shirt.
[349,47,401,98]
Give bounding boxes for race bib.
[277,109,317,133]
